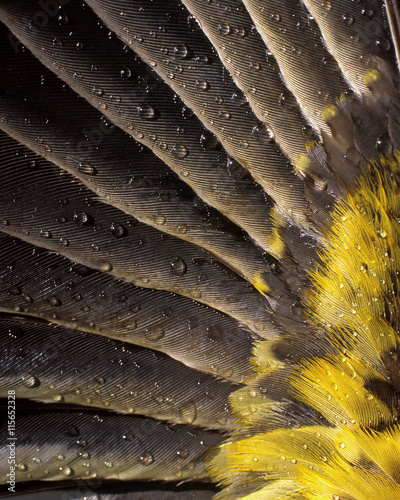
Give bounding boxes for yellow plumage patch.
[210,155,400,499]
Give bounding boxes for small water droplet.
[218,110,231,120]
[110,222,127,239]
[120,66,132,79]
[173,43,189,59]
[59,237,69,247]
[195,80,209,91]
[49,296,61,307]
[21,375,40,388]
[139,452,154,466]
[62,466,74,476]
[39,230,52,239]
[66,425,80,437]
[78,162,97,176]
[341,13,354,26]
[137,103,156,120]
[179,400,197,424]
[218,23,231,35]
[98,260,112,272]
[73,211,94,226]
[171,144,189,158]
[252,124,274,144]
[170,257,187,276]
[145,326,165,342]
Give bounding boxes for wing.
[0,0,399,498]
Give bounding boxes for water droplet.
[66,425,80,437]
[73,211,94,226]
[59,238,69,247]
[218,23,231,35]
[252,124,274,144]
[200,132,220,151]
[145,326,165,342]
[179,400,197,424]
[62,466,74,476]
[137,103,156,120]
[170,257,187,276]
[39,230,52,239]
[49,296,61,307]
[375,37,391,51]
[173,43,189,59]
[120,66,132,79]
[92,87,104,96]
[78,162,97,176]
[110,222,127,239]
[171,144,189,158]
[104,460,114,468]
[341,13,354,26]
[27,159,39,171]
[139,452,154,466]
[17,463,28,471]
[218,110,231,120]
[270,12,281,22]
[176,448,189,459]
[195,80,209,91]
[98,260,112,272]
[21,375,40,388]
[154,214,166,225]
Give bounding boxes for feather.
[0,0,400,498]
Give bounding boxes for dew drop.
[144,326,165,342]
[39,230,52,239]
[154,214,166,225]
[218,110,231,120]
[139,452,154,466]
[78,162,97,175]
[341,13,354,26]
[173,43,189,59]
[62,466,74,476]
[59,238,69,247]
[137,103,156,120]
[120,66,132,79]
[110,222,127,239]
[73,211,94,226]
[218,23,231,35]
[195,80,209,91]
[170,257,187,276]
[171,144,189,158]
[49,296,61,307]
[98,260,112,272]
[252,123,274,144]
[21,375,40,388]
[179,400,197,424]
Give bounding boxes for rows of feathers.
[0,0,400,498]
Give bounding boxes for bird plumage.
[0,0,399,498]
